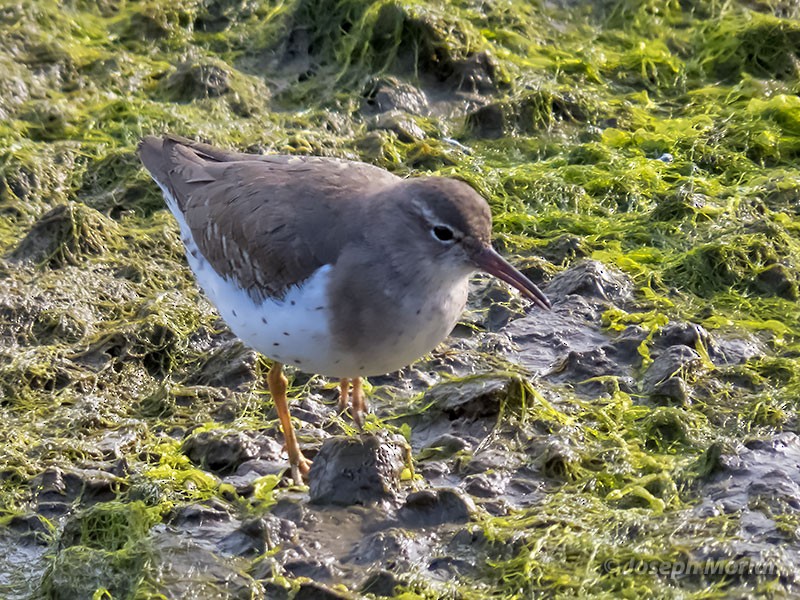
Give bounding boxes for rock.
[462,447,521,475]
[308,433,407,506]
[217,515,296,556]
[419,433,470,460]
[261,579,291,600]
[397,488,474,527]
[691,433,800,579]
[345,529,417,566]
[294,582,353,600]
[5,513,51,544]
[464,473,504,498]
[360,569,403,596]
[653,321,716,354]
[547,347,631,395]
[31,466,121,507]
[283,558,337,580]
[161,59,231,100]
[643,345,703,395]
[507,295,610,374]
[465,102,505,139]
[602,325,649,366]
[362,77,428,115]
[182,429,261,475]
[168,501,231,528]
[450,50,504,93]
[755,263,798,300]
[424,374,524,420]
[31,467,73,503]
[544,260,632,305]
[367,110,426,142]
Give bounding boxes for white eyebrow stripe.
[410,198,465,237]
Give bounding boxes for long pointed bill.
[472,246,551,310]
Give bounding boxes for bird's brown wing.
[137,135,400,299]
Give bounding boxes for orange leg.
[338,378,350,412]
[267,362,310,484]
[351,377,368,429]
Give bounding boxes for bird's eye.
[432,225,455,242]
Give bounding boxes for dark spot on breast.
[273,342,280,347]
[290,300,296,306]
[232,309,237,317]
[359,365,365,371]
[315,306,324,310]
[294,359,301,365]
[335,359,340,364]
[190,249,199,258]
[261,317,267,324]
[283,332,289,336]
[416,309,421,315]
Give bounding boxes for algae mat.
[1,0,800,598]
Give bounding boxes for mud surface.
[2,0,800,598]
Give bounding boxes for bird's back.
[137,135,400,300]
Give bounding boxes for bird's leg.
[267,361,310,484]
[338,378,350,413]
[351,376,368,429]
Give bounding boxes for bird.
[137,134,550,484]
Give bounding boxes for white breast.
[157,184,338,374]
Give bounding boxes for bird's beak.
[472,245,551,310]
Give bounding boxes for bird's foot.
[338,377,368,430]
[289,454,312,486]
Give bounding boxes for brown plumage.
[138,134,400,300]
[138,134,549,484]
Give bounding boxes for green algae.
[2,0,800,597]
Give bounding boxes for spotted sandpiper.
[138,135,550,483]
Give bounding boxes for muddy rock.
[294,581,353,600]
[547,347,633,395]
[653,321,716,354]
[217,514,296,556]
[31,466,121,508]
[464,472,506,497]
[643,345,703,399]
[450,50,505,93]
[182,429,263,475]
[345,528,419,565]
[692,433,800,579]
[602,325,649,366]
[308,433,407,506]
[397,488,475,527]
[360,569,404,596]
[363,77,428,115]
[755,263,798,299]
[283,557,339,580]
[541,234,590,264]
[544,260,633,305]
[419,433,471,460]
[168,500,231,528]
[424,374,525,420]
[507,295,610,374]
[160,59,231,100]
[465,102,506,138]
[367,110,426,142]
